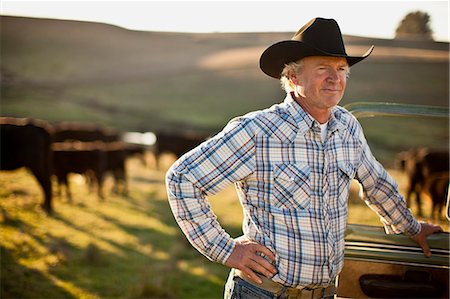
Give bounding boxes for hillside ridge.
[1,15,448,139]
[2,15,448,49]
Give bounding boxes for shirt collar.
[328,107,348,134]
[283,93,315,135]
[283,92,347,135]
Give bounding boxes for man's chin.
[323,97,343,108]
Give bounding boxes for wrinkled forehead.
[301,56,349,66]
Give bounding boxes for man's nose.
[327,70,340,82]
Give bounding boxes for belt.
[234,269,336,299]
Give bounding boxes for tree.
[395,11,433,41]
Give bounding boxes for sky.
[1,1,449,42]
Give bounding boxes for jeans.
[223,270,335,299]
[224,274,275,299]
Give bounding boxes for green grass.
[2,17,448,136]
[343,61,449,106]
[2,18,448,153]
[0,158,236,298]
[1,156,448,298]
[360,117,448,166]
[1,17,449,297]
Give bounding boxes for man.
[166,17,442,298]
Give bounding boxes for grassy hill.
[1,16,448,131]
[2,16,449,164]
[1,16,449,298]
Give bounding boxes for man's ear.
[288,71,298,85]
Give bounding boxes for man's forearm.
[166,169,236,263]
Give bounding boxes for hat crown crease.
[292,18,347,56]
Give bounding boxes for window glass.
[347,116,449,232]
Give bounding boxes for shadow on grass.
[1,246,75,298]
[1,169,244,298]
[51,199,237,297]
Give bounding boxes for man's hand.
[225,236,277,284]
[410,222,443,257]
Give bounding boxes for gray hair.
[280,60,304,92]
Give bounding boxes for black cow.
[52,141,106,201]
[102,142,146,196]
[53,122,120,142]
[153,131,208,168]
[396,148,449,218]
[0,117,53,213]
[423,172,449,219]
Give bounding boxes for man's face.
[294,56,349,110]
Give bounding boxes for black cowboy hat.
[260,17,374,79]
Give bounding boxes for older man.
[166,17,442,299]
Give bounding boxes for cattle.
[0,117,54,213]
[52,141,107,201]
[100,142,146,196]
[153,131,209,168]
[423,172,449,219]
[396,148,449,218]
[53,141,146,200]
[53,122,120,143]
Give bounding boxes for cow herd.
[0,117,147,214]
[1,116,448,220]
[0,117,210,215]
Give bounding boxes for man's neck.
[291,93,331,124]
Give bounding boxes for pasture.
[1,16,449,298]
[1,16,448,165]
[1,155,448,298]
[1,17,449,130]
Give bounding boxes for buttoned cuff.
[383,218,421,237]
[208,234,236,264]
[405,219,422,237]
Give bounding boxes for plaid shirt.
[166,93,420,288]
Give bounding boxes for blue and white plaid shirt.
[166,93,420,288]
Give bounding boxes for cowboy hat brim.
[259,40,374,79]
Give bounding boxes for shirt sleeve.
[165,117,256,264]
[355,127,421,237]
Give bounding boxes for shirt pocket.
[272,163,311,210]
[337,161,356,207]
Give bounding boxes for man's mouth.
[322,88,341,93]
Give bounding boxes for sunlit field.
[1,154,448,298]
[1,16,449,299]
